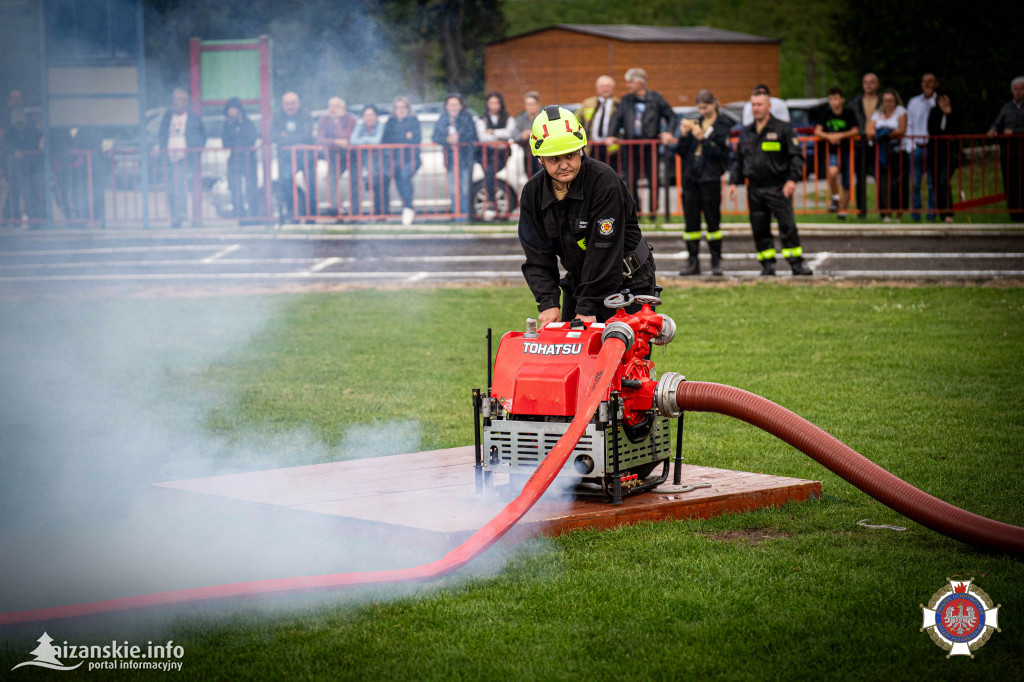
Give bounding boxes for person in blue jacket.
[432,93,478,220]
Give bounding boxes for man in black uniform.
[519,106,656,325]
[728,91,813,276]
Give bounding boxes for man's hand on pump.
[537,307,561,327]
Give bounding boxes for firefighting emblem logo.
[597,218,615,236]
[920,578,1001,658]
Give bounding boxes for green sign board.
[199,40,270,102]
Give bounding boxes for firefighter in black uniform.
[728,91,814,276]
[518,106,656,325]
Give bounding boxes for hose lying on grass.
[3,346,1022,625]
[674,381,1024,555]
[0,339,629,626]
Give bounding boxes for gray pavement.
[0,222,1021,295]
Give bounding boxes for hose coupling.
[601,321,634,352]
[652,314,676,346]
[655,372,685,417]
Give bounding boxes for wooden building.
[485,24,780,109]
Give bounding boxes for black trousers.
[748,182,801,260]
[1000,139,1024,222]
[682,179,721,235]
[854,139,873,216]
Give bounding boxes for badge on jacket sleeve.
[597,218,615,236]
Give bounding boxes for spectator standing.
[675,90,730,276]
[432,93,477,221]
[0,90,25,224]
[222,97,259,219]
[158,88,207,229]
[606,67,678,209]
[727,90,812,276]
[987,76,1024,222]
[350,104,386,217]
[1,109,30,223]
[927,89,961,223]
[576,75,620,170]
[906,73,938,221]
[516,92,543,179]
[0,90,23,132]
[476,91,516,220]
[814,86,860,218]
[381,96,421,225]
[316,97,357,215]
[271,92,316,223]
[866,88,910,222]
[849,73,880,217]
[741,84,790,125]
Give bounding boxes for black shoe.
[711,260,723,276]
[679,257,700,276]
[791,261,813,276]
[760,260,776,277]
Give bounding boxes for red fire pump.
[472,292,685,502]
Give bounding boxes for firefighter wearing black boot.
[518,106,656,326]
[676,89,730,276]
[727,89,813,276]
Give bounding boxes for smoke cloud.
[0,292,487,625]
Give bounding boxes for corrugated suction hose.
[675,381,1024,555]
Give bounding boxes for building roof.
[494,24,780,45]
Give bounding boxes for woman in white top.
[476,91,517,219]
[866,88,909,221]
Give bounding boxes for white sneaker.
[401,207,414,226]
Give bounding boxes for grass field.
[1,283,1022,680]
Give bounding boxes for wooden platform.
[153,446,822,545]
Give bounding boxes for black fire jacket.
[518,155,644,317]
[728,115,804,187]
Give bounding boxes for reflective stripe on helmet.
[531,106,588,157]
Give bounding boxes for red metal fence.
[1,134,1020,228]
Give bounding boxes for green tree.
[828,0,1017,131]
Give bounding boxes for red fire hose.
[4,343,1022,625]
[675,381,1024,555]
[0,340,629,626]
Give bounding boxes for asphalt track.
[0,222,1021,296]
